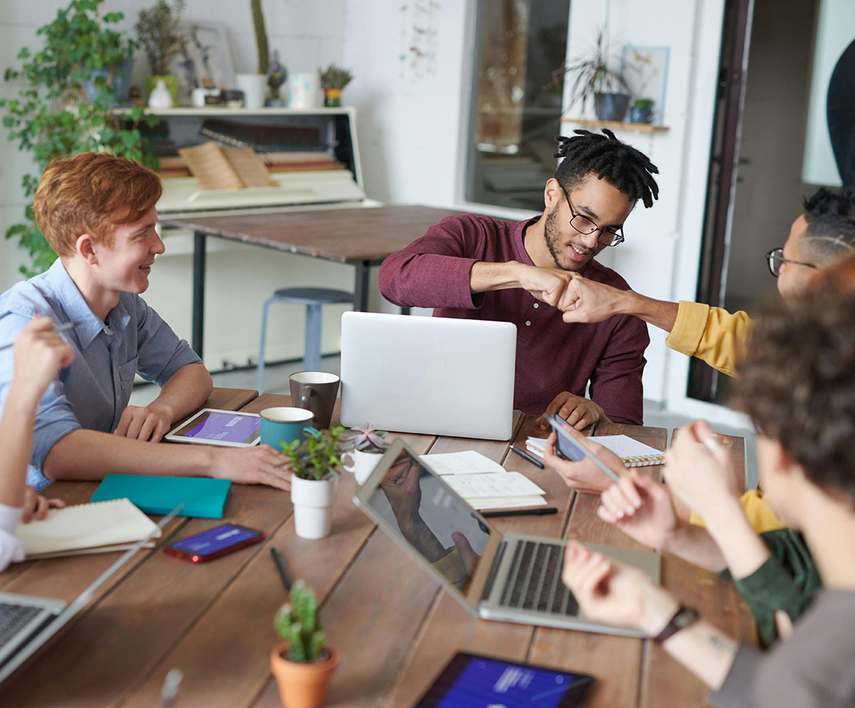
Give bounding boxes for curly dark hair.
[553,129,660,208]
[802,186,855,262]
[734,293,855,500]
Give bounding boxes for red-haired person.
[0,154,290,492]
[0,318,73,571]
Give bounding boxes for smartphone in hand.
[546,414,621,483]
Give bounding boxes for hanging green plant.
[0,0,160,277]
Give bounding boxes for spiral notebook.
[526,435,665,468]
[14,498,160,559]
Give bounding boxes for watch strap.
[653,604,699,644]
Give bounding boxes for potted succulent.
[319,64,353,107]
[236,0,270,108]
[136,0,185,106]
[340,425,389,485]
[629,97,655,124]
[557,27,630,122]
[270,580,338,708]
[281,427,344,540]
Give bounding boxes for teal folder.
[90,475,232,519]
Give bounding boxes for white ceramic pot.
[148,79,174,109]
[288,72,321,108]
[342,449,384,485]
[291,475,337,540]
[236,73,267,109]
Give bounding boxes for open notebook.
[14,499,160,559]
[526,434,665,468]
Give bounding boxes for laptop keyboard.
[498,540,579,616]
[0,603,43,649]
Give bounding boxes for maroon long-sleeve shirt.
[378,214,649,423]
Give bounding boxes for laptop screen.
[363,448,493,597]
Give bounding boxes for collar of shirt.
[45,260,130,350]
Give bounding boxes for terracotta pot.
[270,642,339,708]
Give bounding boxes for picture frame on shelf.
[173,22,236,103]
[621,45,669,126]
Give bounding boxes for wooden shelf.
[561,118,669,133]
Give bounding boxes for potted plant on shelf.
[271,580,338,708]
[281,427,344,540]
[629,98,655,124]
[236,0,270,109]
[556,27,630,123]
[136,0,185,106]
[341,425,389,485]
[319,64,353,107]
[0,0,158,277]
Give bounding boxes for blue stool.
[258,287,354,393]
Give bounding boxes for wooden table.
[161,205,464,357]
[1,393,756,707]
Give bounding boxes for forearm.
[664,523,728,573]
[617,290,679,333]
[42,429,215,481]
[469,261,527,293]
[0,381,39,507]
[661,621,739,691]
[148,364,212,422]
[398,516,446,562]
[704,500,770,579]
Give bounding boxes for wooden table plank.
[162,206,465,263]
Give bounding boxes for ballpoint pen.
[270,547,292,592]
[481,507,558,518]
[0,321,77,352]
[509,445,545,469]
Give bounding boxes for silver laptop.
[0,506,179,684]
[354,440,660,637]
[340,312,516,440]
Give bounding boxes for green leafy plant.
[557,28,628,115]
[633,98,654,109]
[274,580,326,663]
[136,0,185,76]
[0,0,159,276]
[250,0,270,75]
[280,427,345,481]
[319,65,353,90]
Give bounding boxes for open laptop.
[353,440,660,637]
[0,505,180,684]
[340,312,516,440]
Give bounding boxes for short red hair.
[33,153,162,257]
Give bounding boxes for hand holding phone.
[164,524,265,563]
[545,415,622,484]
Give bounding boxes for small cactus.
[274,581,326,663]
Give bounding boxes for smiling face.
[541,175,634,272]
[92,206,164,295]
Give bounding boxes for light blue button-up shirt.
[0,259,201,490]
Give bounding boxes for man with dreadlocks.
[380,129,660,431]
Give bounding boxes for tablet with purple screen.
[165,408,261,447]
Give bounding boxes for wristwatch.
[653,604,699,644]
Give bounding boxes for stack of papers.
[420,451,547,510]
[526,435,665,467]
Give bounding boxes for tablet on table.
[165,408,261,447]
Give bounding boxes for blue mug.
[259,407,315,452]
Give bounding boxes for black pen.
[270,547,292,592]
[481,507,558,518]
[510,445,545,469]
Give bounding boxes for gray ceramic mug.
[289,372,340,430]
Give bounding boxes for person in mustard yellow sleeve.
[544,187,855,533]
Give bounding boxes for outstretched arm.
[560,276,679,332]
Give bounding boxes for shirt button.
[533,303,539,309]
[525,320,531,327]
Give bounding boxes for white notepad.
[15,498,160,559]
[526,435,665,467]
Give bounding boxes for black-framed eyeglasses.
[765,248,818,278]
[559,184,625,247]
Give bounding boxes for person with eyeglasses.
[380,129,659,437]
